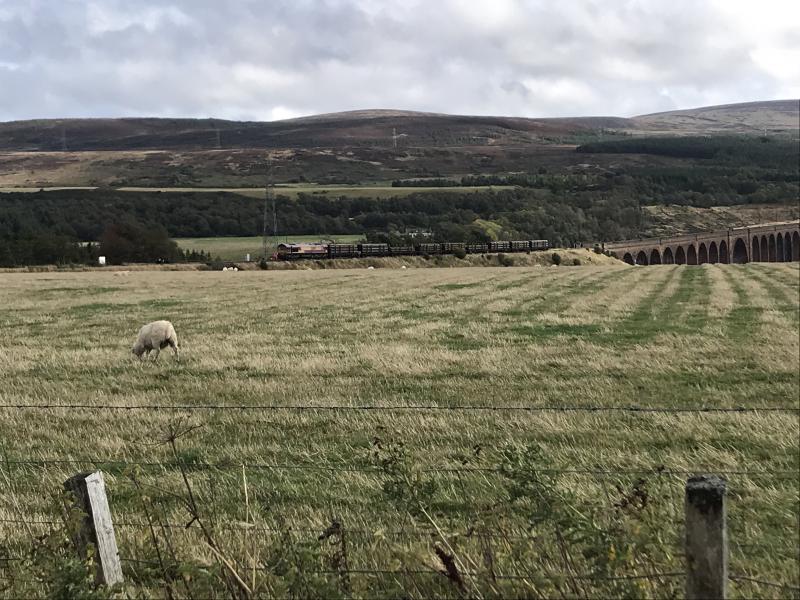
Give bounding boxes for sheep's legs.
[151,348,160,361]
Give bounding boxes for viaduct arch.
[605,221,800,266]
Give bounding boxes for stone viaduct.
[604,220,800,266]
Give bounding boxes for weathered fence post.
[685,475,727,599]
[63,471,124,586]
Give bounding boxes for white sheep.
[132,320,179,360]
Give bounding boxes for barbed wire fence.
[1,402,798,598]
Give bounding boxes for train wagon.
[465,243,488,254]
[328,244,358,258]
[389,245,415,256]
[489,241,512,252]
[416,243,443,255]
[510,240,530,252]
[358,243,390,257]
[530,240,550,251]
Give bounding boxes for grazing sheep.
[132,320,179,360]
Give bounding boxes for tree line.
[577,135,799,169]
[0,219,215,267]
[1,134,796,266]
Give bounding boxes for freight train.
[275,239,550,260]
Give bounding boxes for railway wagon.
[510,240,530,252]
[441,242,466,254]
[328,244,359,258]
[489,241,512,252]
[358,243,390,257]
[417,243,443,255]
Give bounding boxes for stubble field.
[0,264,798,598]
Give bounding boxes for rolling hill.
[1,100,795,153]
[0,112,631,152]
[632,99,799,134]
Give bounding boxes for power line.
[262,155,274,260]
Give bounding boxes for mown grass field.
[176,234,364,261]
[0,264,798,598]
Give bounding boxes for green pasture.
[176,234,364,261]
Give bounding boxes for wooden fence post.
[63,471,124,586]
[685,474,727,599]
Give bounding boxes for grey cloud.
[0,0,797,121]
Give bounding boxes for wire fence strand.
[729,575,800,592]
[3,457,797,479]
[0,402,797,413]
[117,557,687,583]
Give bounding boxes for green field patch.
[505,322,603,340]
[493,272,542,291]
[744,266,800,326]
[588,267,711,346]
[37,286,121,294]
[439,331,488,350]
[137,298,184,309]
[67,301,136,318]
[720,269,764,341]
[625,369,799,408]
[498,269,628,319]
[391,305,429,322]
[434,281,485,290]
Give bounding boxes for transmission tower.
[392,127,407,150]
[262,156,276,260]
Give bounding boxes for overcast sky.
[1,0,798,122]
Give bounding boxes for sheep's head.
[132,341,145,358]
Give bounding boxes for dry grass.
[0,264,797,597]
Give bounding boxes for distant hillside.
[0,100,795,152]
[632,99,799,134]
[0,111,634,152]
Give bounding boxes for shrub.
[453,247,467,259]
[498,253,515,267]
[573,258,581,266]
[551,252,562,265]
